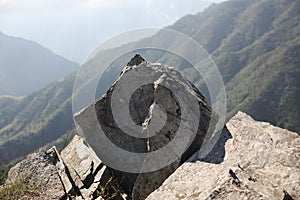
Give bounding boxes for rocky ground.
[1,111,299,200]
[147,112,300,200]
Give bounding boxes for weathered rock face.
[3,136,105,200]
[146,112,300,200]
[75,55,214,200]
[60,135,107,199]
[5,147,67,199]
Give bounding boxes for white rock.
[146,112,300,200]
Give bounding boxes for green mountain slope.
[0,73,75,164]
[0,0,299,165]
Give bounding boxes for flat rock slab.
[61,135,106,199]
[146,112,300,200]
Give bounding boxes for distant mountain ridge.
[0,0,299,165]
[0,31,77,96]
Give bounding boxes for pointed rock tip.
[127,54,145,66]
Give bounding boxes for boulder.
[146,112,300,200]
[5,147,67,199]
[60,135,107,199]
[75,54,215,199]
[2,136,109,200]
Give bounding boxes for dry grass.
[0,177,41,200]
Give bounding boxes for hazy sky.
[0,0,226,63]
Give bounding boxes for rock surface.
[146,112,300,200]
[2,112,299,199]
[60,135,107,199]
[75,54,214,200]
[5,147,67,199]
[3,136,106,200]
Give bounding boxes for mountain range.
[0,31,77,96]
[0,0,299,165]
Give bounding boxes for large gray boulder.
[75,54,215,199]
[146,112,300,200]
